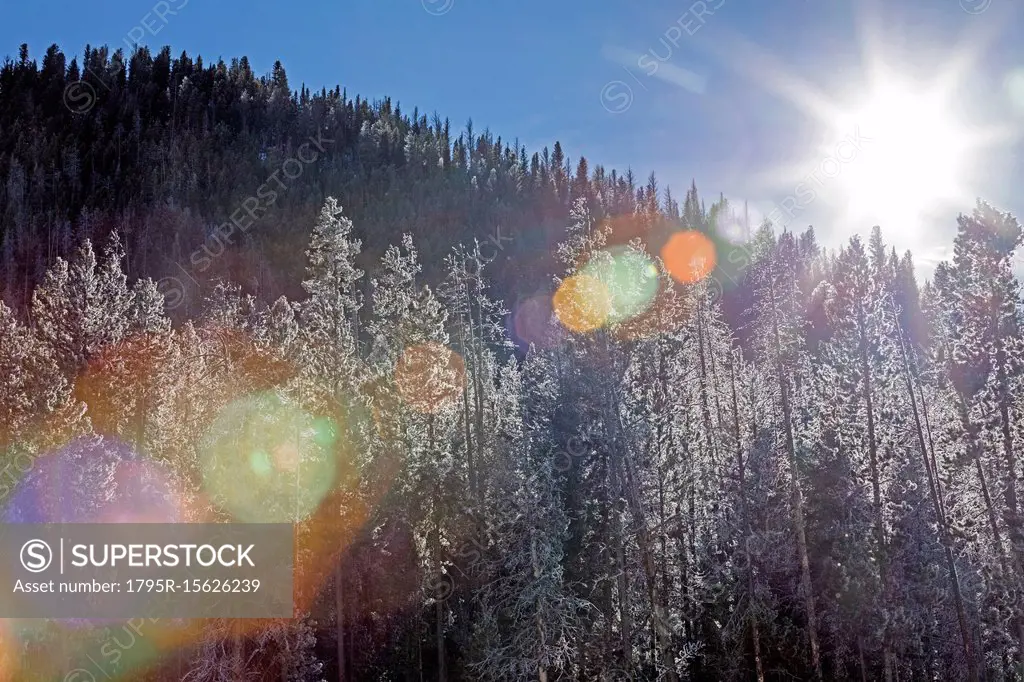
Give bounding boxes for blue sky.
[4,0,1024,275]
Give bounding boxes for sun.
[829,79,976,230]
[706,18,1016,241]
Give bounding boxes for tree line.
[2,41,1024,682]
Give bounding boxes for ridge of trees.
[4,41,1024,682]
[0,42,696,318]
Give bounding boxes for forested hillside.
[2,43,1024,682]
[0,42,658,316]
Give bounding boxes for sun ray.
[701,27,845,128]
[700,2,1018,241]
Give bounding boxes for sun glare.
[711,22,1014,241]
[831,81,974,229]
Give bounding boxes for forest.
[1,42,1023,681]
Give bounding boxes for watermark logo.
[422,0,454,15]
[600,81,634,114]
[123,0,190,51]
[21,539,52,573]
[160,133,334,311]
[424,570,455,601]
[960,0,991,14]
[63,81,97,115]
[600,0,726,112]
[464,224,515,276]
[155,276,185,310]
[60,0,190,115]
[3,524,292,618]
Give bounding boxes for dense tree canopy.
[2,42,1024,682]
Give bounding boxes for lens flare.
[73,333,164,441]
[3,437,187,524]
[76,617,165,677]
[394,343,466,413]
[1005,68,1024,115]
[250,448,274,477]
[612,281,692,341]
[579,247,660,325]
[312,417,338,448]
[0,619,12,682]
[662,231,717,284]
[510,294,561,350]
[553,274,612,333]
[602,213,648,247]
[198,392,338,522]
[6,616,198,681]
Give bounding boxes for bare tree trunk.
[435,600,447,682]
[280,623,292,682]
[533,534,550,682]
[336,562,346,681]
[896,319,978,681]
[429,414,448,682]
[457,317,475,499]
[417,614,424,682]
[996,355,1024,681]
[855,303,892,681]
[614,499,633,676]
[729,351,765,682]
[656,344,679,676]
[768,271,823,682]
[858,636,869,682]
[233,630,245,680]
[924,632,937,682]
[615,442,677,681]
[469,266,487,502]
[607,352,678,681]
[695,300,720,469]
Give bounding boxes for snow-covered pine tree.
[296,197,364,413]
[745,224,824,680]
[0,300,72,452]
[367,233,464,681]
[31,236,132,376]
[934,200,1024,677]
[468,350,583,682]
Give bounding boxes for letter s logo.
[21,539,52,573]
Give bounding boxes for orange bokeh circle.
[661,231,716,284]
